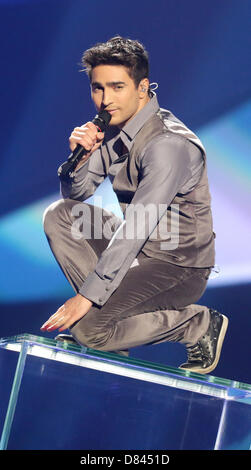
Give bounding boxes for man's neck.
[118,95,151,130]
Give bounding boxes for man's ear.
[138,78,150,98]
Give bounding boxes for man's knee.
[43,199,66,236]
[43,198,81,237]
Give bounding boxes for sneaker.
[54,334,78,345]
[179,308,228,375]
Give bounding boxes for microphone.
[58,109,111,178]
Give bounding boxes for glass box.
[0,334,250,450]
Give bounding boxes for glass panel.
[214,400,251,450]
[0,348,18,437]
[0,342,28,450]
[0,334,250,450]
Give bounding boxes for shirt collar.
[120,92,160,144]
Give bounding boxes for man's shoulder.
[133,107,196,151]
[157,107,193,134]
[135,107,206,168]
[155,107,206,156]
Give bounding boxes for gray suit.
[43,92,214,354]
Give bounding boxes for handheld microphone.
[59,109,111,178]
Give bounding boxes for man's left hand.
[40,294,93,333]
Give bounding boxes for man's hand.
[40,294,93,333]
[69,121,104,170]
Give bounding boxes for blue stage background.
[0,0,250,383]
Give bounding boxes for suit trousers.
[43,198,211,355]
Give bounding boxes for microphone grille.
[94,110,111,131]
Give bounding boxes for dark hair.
[81,36,149,90]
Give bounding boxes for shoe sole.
[181,315,229,375]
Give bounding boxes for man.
[41,36,228,374]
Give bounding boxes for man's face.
[90,64,149,128]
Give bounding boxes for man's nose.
[102,88,113,107]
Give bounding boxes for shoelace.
[186,343,208,363]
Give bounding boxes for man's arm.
[79,134,204,306]
[58,148,107,200]
[58,121,107,201]
[40,121,109,333]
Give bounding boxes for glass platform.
[0,333,250,450]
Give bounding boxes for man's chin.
[109,116,125,128]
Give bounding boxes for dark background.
[0,0,250,384]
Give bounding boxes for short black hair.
[81,36,149,90]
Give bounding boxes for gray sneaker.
[179,309,228,375]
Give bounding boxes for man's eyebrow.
[91,81,127,87]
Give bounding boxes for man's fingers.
[96,131,105,141]
[46,314,68,330]
[58,319,73,332]
[48,308,87,333]
[40,305,66,330]
[70,129,98,152]
[69,121,104,154]
[85,121,99,133]
[41,310,78,332]
[49,314,77,333]
[70,133,95,150]
[40,295,92,333]
[73,127,97,141]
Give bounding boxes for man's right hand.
[69,121,105,170]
